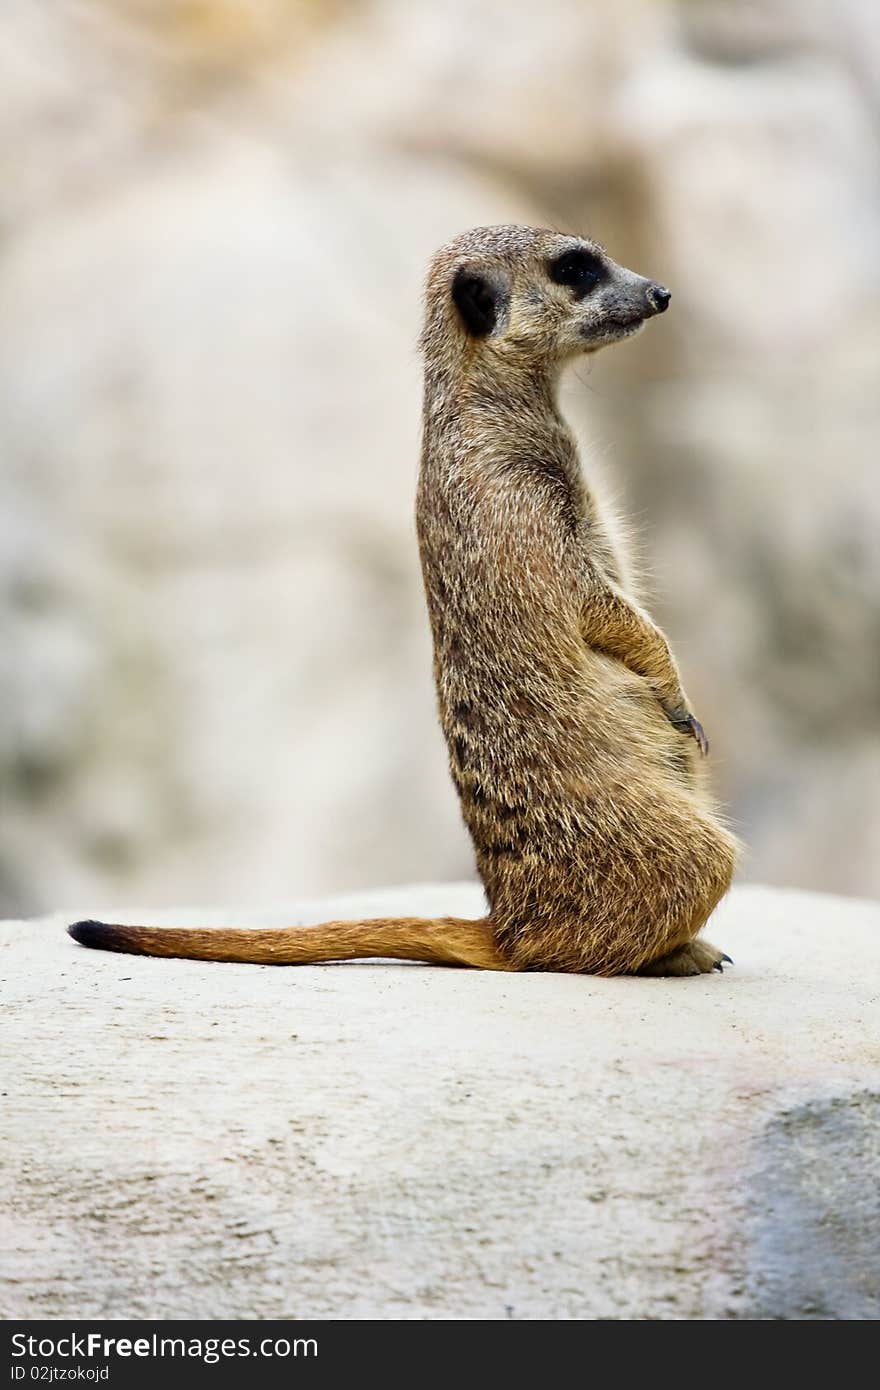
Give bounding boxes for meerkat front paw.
[638,939,732,976]
[661,703,709,756]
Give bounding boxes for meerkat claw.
[687,716,709,756]
[665,709,709,756]
[721,953,733,964]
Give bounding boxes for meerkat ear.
[451,267,508,337]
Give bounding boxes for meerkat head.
[424,224,670,372]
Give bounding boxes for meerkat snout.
[646,283,671,314]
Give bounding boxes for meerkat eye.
[548,249,604,293]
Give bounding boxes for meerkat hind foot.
[638,939,732,977]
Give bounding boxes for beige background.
[1,0,878,916]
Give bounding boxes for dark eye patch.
[548,249,604,295]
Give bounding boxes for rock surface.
[2,881,878,1320]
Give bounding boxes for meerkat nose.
[646,283,671,315]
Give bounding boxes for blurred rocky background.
[1,0,878,917]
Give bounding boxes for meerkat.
[69,224,738,976]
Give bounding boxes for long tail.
[67,915,509,970]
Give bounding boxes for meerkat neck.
[423,354,566,468]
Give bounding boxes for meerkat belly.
[436,603,699,867]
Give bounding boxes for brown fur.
[69,225,738,977]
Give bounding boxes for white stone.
[2,882,878,1319]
